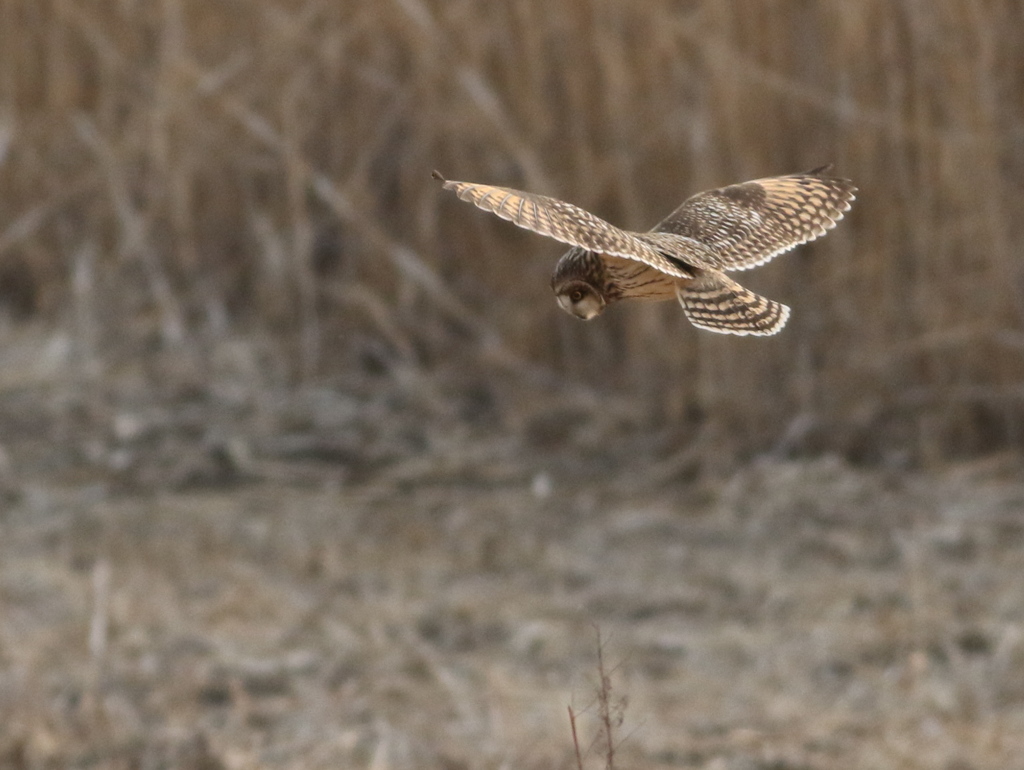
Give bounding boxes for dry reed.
[2,0,1023,470]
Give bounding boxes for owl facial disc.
[555,281,606,320]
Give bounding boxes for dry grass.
[3,6,1024,767]
[0,0,1022,468]
[4,457,1024,768]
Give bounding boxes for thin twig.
[568,705,585,770]
[594,628,616,770]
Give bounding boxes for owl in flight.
[434,167,855,335]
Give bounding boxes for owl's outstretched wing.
[653,166,856,272]
[434,173,693,279]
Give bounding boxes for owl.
[434,166,855,336]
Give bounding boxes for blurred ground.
[3,348,1024,770]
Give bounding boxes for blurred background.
[2,0,1023,482]
[3,1,1024,768]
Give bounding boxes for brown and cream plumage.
[434,167,856,336]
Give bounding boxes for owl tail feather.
[676,270,790,336]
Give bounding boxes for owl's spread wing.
[653,167,856,271]
[435,175,693,279]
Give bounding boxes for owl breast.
[601,256,684,302]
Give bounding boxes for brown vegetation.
[3,3,1024,768]
[2,0,1023,469]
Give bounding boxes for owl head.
[553,279,606,320]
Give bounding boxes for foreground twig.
[568,628,628,770]
[568,705,585,770]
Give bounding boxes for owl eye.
[570,289,584,302]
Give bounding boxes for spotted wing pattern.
[677,270,790,336]
[654,167,856,272]
[435,175,693,279]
